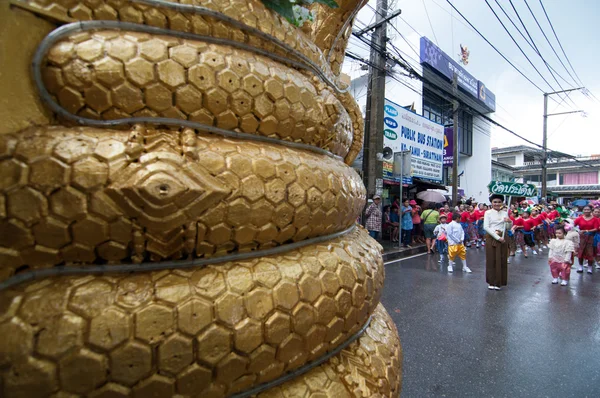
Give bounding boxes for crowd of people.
[364,195,600,289]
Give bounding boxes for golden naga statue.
[0,1,402,396]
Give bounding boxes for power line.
[537,0,584,87]
[443,0,562,105]
[492,0,574,89]
[505,0,577,109]
[537,0,600,104]
[346,6,596,169]
[422,0,440,46]
[485,0,577,109]
[522,0,578,87]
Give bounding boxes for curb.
[382,244,428,262]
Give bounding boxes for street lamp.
[542,87,586,199]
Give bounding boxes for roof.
[492,145,535,155]
[492,145,571,160]
[491,159,515,171]
[513,159,600,172]
[549,185,600,193]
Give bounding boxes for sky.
[342,0,600,157]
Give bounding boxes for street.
[381,247,600,398]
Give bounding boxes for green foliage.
[261,0,339,27]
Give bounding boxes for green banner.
[487,181,538,197]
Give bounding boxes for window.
[497,156,516,166]
[422,89,473,156]
[458,111,473,156]
[560,172,598,185]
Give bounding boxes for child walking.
[547,226,575,286]
[445,213,472,273]
[434,214,449,264]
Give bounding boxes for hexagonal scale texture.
[0,1,398,397]
[0,126,365,271]
[0,228,385,395]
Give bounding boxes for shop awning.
[410,178,448,192]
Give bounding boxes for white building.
[492,146,600,201]
[346,35,497,204]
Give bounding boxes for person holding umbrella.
[484,194,512,290]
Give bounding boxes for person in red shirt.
[467,205,480,248]
[546,205,560,239]
[512,210,540,257]
[594,207,600,268]
[477,203,488,246]
[460,206,471,246]
[574,205,600,273]
[531,207,549,250]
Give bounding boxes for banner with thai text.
[383,99,444,181]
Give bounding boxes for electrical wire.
[492,0,574,88]
[537,0,600,104]
[505,0,577,109]
[522,0,578,87]
[422,0,440,46]
[444,0,562,105]
[346,4,597,169]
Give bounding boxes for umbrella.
[417,190,446,203]
[572,199,589,207]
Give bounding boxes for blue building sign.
[420,36,496,112]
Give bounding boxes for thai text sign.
[420,36,478,98]
[420,36,496,112]
[383,99,443,181]
[488,181,538,197]
[443,126,453,166]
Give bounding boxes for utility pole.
[362,0,388,198]
[541,93,548,201]
[541,87,585,200]
[452,73,459,206]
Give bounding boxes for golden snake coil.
[0,1,402,396]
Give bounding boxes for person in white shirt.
[547,226,575,286]
[445,212,472,273]
[484,194,511,291]
[433,214,449,264]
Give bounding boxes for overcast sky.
[343,0,600,157]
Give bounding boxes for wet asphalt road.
[381,247,600,398]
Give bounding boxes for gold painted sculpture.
[0,1,402,396]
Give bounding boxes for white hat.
[373,195,381,200]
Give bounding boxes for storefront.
[419,37,496,203]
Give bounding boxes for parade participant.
[574,205,600,273]
[506,209,518,263]
[547,205,560,239]
[538,206,550,248]
[547,226,575,286]
[477,203,487,247]
[400,199,413,248]
[530,207,546,252]
[365,195,382,239]
[515,210,538,256]
[468,205,480,248]
[422,203,440,254]
[512,210,527,255]
[593,207,600,270]
[434,214,449,264]
[484,194,511,290]
[564,221,580,254]
[460,206,471,246]
[519,200,529,214]
[445,213,472,273]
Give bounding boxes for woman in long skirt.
[574,205,600,273]
[467,205,479,248]
[484,194,511,290]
